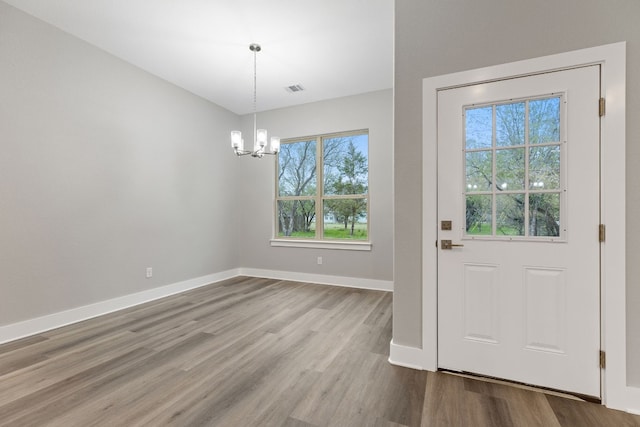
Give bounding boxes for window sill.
[270,239,372,251]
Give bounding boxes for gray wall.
[0,2,394,330]
[237,90,394,282]
[0,2,240,326]
[393,0,640,386]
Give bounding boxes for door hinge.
[599,97,606,117]
[600,350,606,369]
[599,224,606,242]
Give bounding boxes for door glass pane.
[496,148,525,191]
[466,151,492,192]
[466,195,492,235]
[529,145,560,190]
[496,102,525,146]
[323,199,368,240]
[278,140,316,197]
[465,106,493,149]
[529,193,560,237]
[529,97,561,144]
[496,193,525,236]
[277,200,316,238]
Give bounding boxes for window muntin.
[276,131,369,241]
[464,95,564,240]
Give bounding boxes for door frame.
[422,42,631,410]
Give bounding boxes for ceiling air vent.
[285,84,305,93]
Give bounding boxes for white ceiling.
[4,0,394,115]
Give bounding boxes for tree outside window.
[276,131,369,240]
[464,96,563,238]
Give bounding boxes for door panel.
[463,263,499,344]
[437,66,600,397]
[523,267,566,353]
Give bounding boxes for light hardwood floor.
[0,276,638,426]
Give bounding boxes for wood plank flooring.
[0,276,638,426]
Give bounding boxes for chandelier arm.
[234,149,253,156]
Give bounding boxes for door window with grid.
[464,95,564,239]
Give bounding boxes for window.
[275,130,369,242]
[464,95,564,239]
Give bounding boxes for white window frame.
[271,129,372,251]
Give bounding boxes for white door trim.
[421,42,634,411]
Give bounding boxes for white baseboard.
[0,269,390,345]
[0,269,240,345]
[620,386,640,415]
[388,340,425,370]
[238,268,393,292]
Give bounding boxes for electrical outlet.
[146,267,153,278]
[317,257,323,265]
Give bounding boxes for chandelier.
[231,43,280,158]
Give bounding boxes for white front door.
[437,66,601,397]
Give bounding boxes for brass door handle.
[441,240,464,250]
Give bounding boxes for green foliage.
[278,140,317,197]
[327,141,368,236]
[496,194,525,236]
[276,134,369,239]
[464,96,561,238]
[529,193,560,236]
[496,102,525,146]
[277,223,367,240]
[277,200,316,237]
[466,195,491,233]
[529,98,560,144]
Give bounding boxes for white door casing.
[437,66,600,397]
[418,42,630,411]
